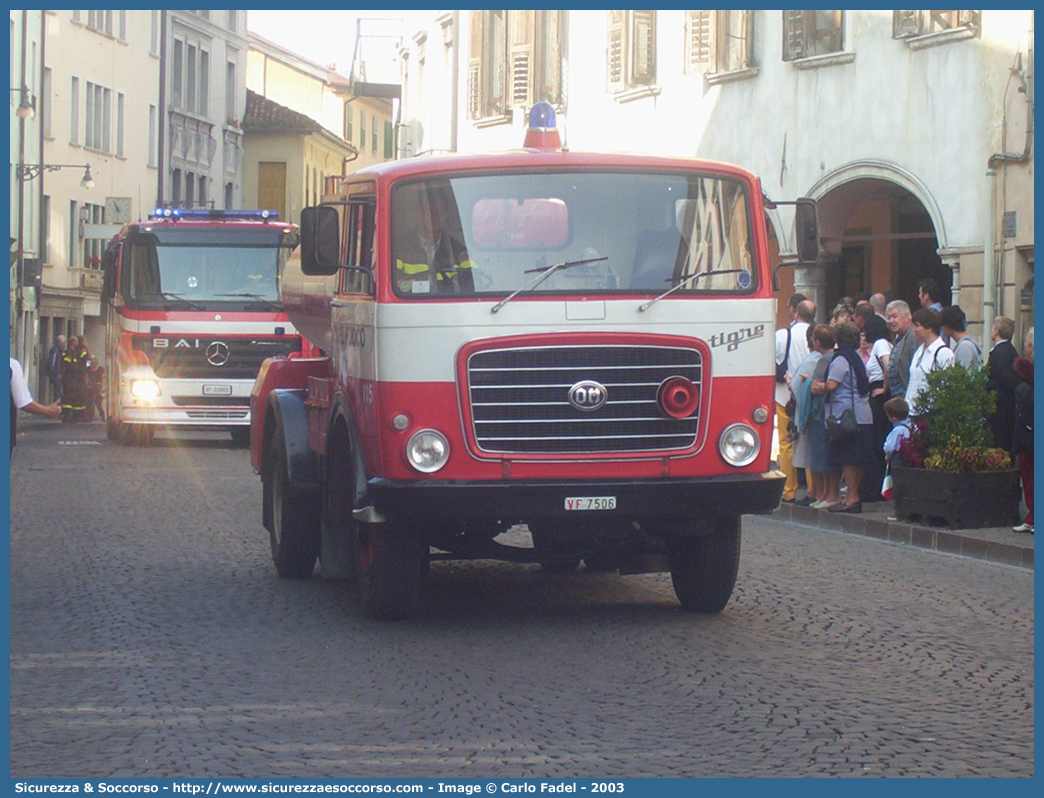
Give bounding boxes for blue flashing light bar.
[528,102,556,129]
[149,208,279,221]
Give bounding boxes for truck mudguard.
[267,389,320,491]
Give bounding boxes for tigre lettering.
[709,324,765,351]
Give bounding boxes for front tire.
[267,432,320,578]
[118,423,154,447]
[356,522,425,620]
[667,516,741,613]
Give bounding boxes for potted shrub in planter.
[892,365,1020,528]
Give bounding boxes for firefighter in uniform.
[394,186,475,294]
[60,336,89,422]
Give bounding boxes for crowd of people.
[777,278,1034,534]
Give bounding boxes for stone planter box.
[892,467,1021,529]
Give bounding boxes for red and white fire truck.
[101,209,304,445]
[250,104,818,619]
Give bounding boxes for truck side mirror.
[794,198,819,264]
[300,206,341,276]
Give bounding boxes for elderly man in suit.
[986,316,1021,453]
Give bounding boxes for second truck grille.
[466,344,703,454]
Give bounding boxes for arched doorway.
[815,177,947,311]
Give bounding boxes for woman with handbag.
[804,324,841,508]
[820,322,873,514]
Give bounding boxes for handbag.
[826,407,859,442]
[825,367,859,442]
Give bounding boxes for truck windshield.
[121,227,296,310]
[389,171,756,298]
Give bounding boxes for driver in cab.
[394,185,475,294]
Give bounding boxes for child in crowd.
[882,397,911,520]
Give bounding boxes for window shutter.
[893,10,922,38]
[631,10,656,85]
[509,10,535,110]
[467,11,483,118]
[535,10,562,105]
[782,10,807,61]
[487,10,508,115]
[607,10,625,90]
[686,10,716,73]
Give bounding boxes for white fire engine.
[250,104,818,619]
[101,209,303,445]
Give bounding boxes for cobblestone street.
[9,422,1035,778]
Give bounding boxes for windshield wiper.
[158,292,205,310]
[637,268,749,312]
[215,292,281,310]
[491,256,609,314]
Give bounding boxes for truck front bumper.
[366,471,785,523]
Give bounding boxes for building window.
[893,10,981,38]
[783,10,843,61]
[151,11,159,55]
[686,10,753,74]
[118,10,126,41]
[372,114,378,153]
[468,10,564,119]
[225,182,234,209]
[225,59,237,118]
[185,171,196,208]
[227,11,237,32]
[87,10,113,36]
[70,76,80,145]
[172,39,184,108]
[83,203,105,269]
[116,92,124,156]
[345,104,353,141]
[172,169,182,206]
[384,120,393,159]
[360,112,366,150]
[69,201,78,269]
[85,81,112,152]
[173,37,211,116]
[42,67,52,137]
[607,10,656,92]
[199,50,210,116]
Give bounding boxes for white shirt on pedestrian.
[10,357,34,410]
[905,338,955,414]
[775,321,811,406]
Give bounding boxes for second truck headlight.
[130,378,161,401]
[406,429,450,473]
[719,423,759,467]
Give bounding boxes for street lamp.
[10,85,34,119]
[16,162,94,188]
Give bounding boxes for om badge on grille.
[568,380,607,412]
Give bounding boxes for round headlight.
[130,378,161,401]
[406,429,450,473]
[719,423,760,467]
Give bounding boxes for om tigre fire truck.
[100,209,303,445]
[250,104,818,619]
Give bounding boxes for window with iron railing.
[893,10,980,39]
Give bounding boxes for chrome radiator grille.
[466,345,703,454]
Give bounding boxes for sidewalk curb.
[772,503,1034,570]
